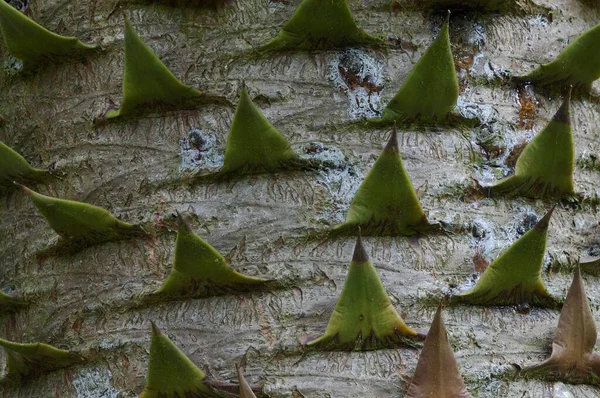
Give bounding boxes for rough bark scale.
[0,0,599,396]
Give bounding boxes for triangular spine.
[518,23,600,89]
[261,0,381,51]
[157,213,265,296]
[488,89,574,199]
[335,129,431,236]
[0,141,47,187]
[0,338,85,379]
[456,208,557,307]
[236,364,257,398]
[17,183,135,241]
[406,304,472,398]
[0,0,94,66]
[381,12,458,123]
[308,233,418,350]
[140,323,220,397]
[221,86,297,174]
[106,17,201,118]
[523,266,600,382]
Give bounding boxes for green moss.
[576,154,600,173]
[438,180,485,203]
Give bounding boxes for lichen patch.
[179,128,224,172]
[326,49,384,120]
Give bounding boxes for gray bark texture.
[0,0,600,396]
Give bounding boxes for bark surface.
[1,0,600,396]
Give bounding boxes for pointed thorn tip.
[574,263,582,281]
[150,321,161,336]
[177,212,192,233]
[14,182,31,195]
[353,233,369,263]
[433,302,444,323]
[236,363,245,381]
[240,84,249,97]
[384,128,399,153]
[535,205,555,231]
[554,90,571,125]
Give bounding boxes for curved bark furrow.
[32,286,561,359]
[0,199,584,274]
[0,202,585,285]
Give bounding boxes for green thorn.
[406,304,472,398]
[260,0,382,52]
[16,183,136,242]
[0,338,85,380]
[0,291,28,314]
[156,213,266,296]
[522,266,600,383]
[381,12,458,123]
[105,17,202,119]
[236,364,257,398]
[308,233,419,350]
[488,89,574,199]
[517,23,600,90]
[456,207,558,308]
[140,323,221,397]
[0,141,47,188]
[0,0,95,66]
[220,86,298,174]
[333,128,432,236]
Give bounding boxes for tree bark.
[1,0,600,396]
